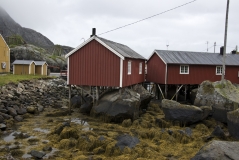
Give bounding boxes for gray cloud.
[0,0,238,58]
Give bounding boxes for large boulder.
[90,89,140,123]
[115,134,140,151]
[190,88,198,104]
[71,95,83,108]
[194,80,239,123]
[191,140,239,160]
[162,99,211,124]
[132,84,152,110]
[227,109,239,139]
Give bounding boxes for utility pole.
[214,42,216,53]
[222,0,230,82]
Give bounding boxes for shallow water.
[3,131,20,142]
[33,128,50,134]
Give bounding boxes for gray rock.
[0,123,7,130]
[16,87,23,94]
[0,112,11,120]
[191,140,239,160]
[0,115,4,123]
[7,107,17,117]
[190,88,198,104]
[27,106,36,114]
[30,150,46,159]
[184,127,193,137]
[132,84,152,110]
[18,83,25,90]
[14,115,23,122]
[37,104,44,112]
[211,126,225,138]
[0,109,8,113]
[162,99,203,124]
[71,95,83,108]
[79,102,92,114]
[42,146,52,151]
[194,80,239,123]
[115,134,140,151]
[91,89,140,123]
[227,109,239,139]
[17,108,27,115]
[199,106,212,120]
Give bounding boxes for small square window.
[128,61,131,75]
[216,66,223,75]
[139,62,142,74]
[180,65,189,74]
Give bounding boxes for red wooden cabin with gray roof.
[147,50,239,99]
[65,30,146,88]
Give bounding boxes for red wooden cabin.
[65,32,146,88]
[147,50,239,85]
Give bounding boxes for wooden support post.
[184,85,187,101]
[96,86,99,101]
[171,85,184,100]
[81,88,83,104]
[157,84,165,99]
[165,84,168,99]
[176,85,179,101]
[69,85,71,115]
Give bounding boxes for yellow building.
[12,60,35,75]
[0,34,10,73]
[35,61,48,75]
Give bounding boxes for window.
[216,66,223,75]
[139,62,142,74]
[128,61,131,75]
[180,65,189,74]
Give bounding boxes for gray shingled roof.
[98,37,146,60]
[12,60,34,65]
[35,61,47,66]
[155,50,239,66]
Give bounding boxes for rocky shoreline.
[0,78,239,159]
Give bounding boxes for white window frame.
[180,65,189,74]
[128,61,131,75]
[139,62,142,74]
[216,66,223,75]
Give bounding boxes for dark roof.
[155,50,239,66]
[12,60,34,65]
[35,61,47,66]
[98,37,146,60]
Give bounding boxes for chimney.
[220,46,224,55]
[232,50,236,54]
[90,28,96,37]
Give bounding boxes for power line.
[98,0,197,35]
[200,45,214,52]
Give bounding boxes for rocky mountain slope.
[0,6,54,49]
[0,6,73,70]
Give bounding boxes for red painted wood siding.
[146,52,166,84]
[69,40,120,87]
[167,65,239,84]
[122,58,145,87]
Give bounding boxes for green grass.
[0,74,51,86]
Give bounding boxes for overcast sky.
[1,0,238,58]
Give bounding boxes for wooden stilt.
[96,86,99,101]
[157,84,165,99]
[171,85,183,100]
[165,84,168,99]
[176,85,179,101]
[69,85,71,115]
[184,85,187,101]
[81,88,83,104]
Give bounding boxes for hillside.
[0,6,73,70]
